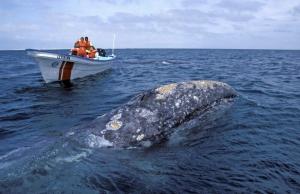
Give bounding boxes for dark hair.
[80,37,84,40]
[85,36,88,40]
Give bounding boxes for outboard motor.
[97,48,106,57]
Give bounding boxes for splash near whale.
[69,80,237,148]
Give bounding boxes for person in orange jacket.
[85,37,92,51]
[88,46,97,58]
[85,36,96,58]
[84,37,98,58]
[72,37,87,57]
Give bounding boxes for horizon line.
[0,48,299,51]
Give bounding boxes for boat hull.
[27,50,115,83]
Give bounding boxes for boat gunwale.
[26,50,116,65]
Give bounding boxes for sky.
[0,0,300,50]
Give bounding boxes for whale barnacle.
[106,120,123,131]
[155,83,177,100]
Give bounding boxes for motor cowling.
[97,48,106,57]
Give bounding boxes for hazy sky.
[1,0,300,49]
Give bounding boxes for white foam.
[111,113,122,120]
[96,114,106,119]
[55,152,89,163]
[162,61,171,65]
[86,134,113,148]
[66,131,75,137]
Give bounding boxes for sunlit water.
[0,49,299,193]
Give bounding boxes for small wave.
[123,59,157,65]
[14,85,50,94]
[0,128,15,139]
[0,111,48,122]
[0,112,32,122]
[0,161,13,170]
[0,147,29,161]
[0,72,40,80]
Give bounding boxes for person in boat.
[84,36,97,58]
[88,45,97,58]
[72,37,86,57]
[84,37,92,51]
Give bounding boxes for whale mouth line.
[143,97,236,145]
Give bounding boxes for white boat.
[27,49,116,83]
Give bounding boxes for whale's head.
[75,80,237,148]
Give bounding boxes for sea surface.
[0,49,299,193]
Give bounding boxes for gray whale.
[71,80,237,148]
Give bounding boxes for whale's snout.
[73,80,237,148]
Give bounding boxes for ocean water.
[0,49,299,193]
